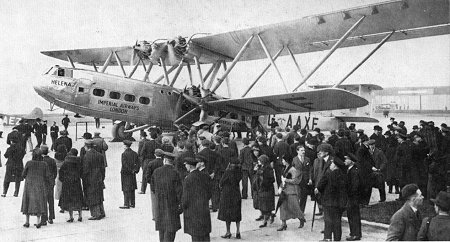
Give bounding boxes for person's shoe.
[1,194,5,197]
[78,217,82,222]
[130,205,135,208]
[379,199,386,203]
[242,197,247,200]
[23,223,30,228]
[277,225,287,231]
[39,221,47,226]
[34,223,41,229]
[99,214,105,219]
[236,233,241,239]
[138,191,145,194]
[66,218,74,223]
[82,207,89,211]
[346,236,361,241]
[212,209,218,212]
[299,218,306,228]
[315,212,323,216]
[259,222,267,228]
[59,210,65,213]
[221,233,231,239]
[48,220,53,224]
[270,214,275,224]
[119,206,130,209]
[88,216,100,220]
[255,215,264,221]
[13,193,18,197]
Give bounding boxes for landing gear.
[111,121,134,142]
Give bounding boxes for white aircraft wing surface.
[334,116,379,123]
[205,88,368,116]
[41,0,449,66]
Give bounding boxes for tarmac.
[2,112,448,242]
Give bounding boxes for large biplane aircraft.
[34,0,449,140]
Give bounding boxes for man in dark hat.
[368,139,387,203]
[355,139,376,206]
[410,125,420,138]
[151,151,182,242]
[370,125,387,153]
[120,140,139,209]
[312,143,336,216]
[239,138,254,199]
[396,133,413,200]
[387,184,424,241]
[61,114,70,131]
[7,126,22,146]
[343,153,362,241]
[417,191,450,240]
[182,157,212,241]
[273,132,291,188]
[23,120,33,151]
[146,149,165,220]
[317,154,348,241]
[82,139,106,220]
[2,135,25,197]
[411,134,430,199]
[335,129,354,155]
[42,120,48,145]
[50,121,59,151]
[139,130,161,194]
[40,145,57,224]
[32,118,44,148]
[54,130,72,152]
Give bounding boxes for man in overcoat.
[151,152,182,242]
[139,131,160,194]
[343,153,362,241]
[311,144,334,216]
[54,130,72,151]
[2,136,25,197]
[32,118,44,148]
[368,139,388,202]
[292,145,311,213]
[82,139,106,220]
[273,133,291,188]
[387,184,424,241]
[239,138,254,199]
[146,149,165,220]
[41,145,57,224]
[182,157,212,241]
[356,140,376,206]
[120,140,139,209]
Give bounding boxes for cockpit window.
[58,69,65,77]
[109,91,121,100]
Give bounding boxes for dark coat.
[147,157,164,191]
[256,165,275,212]
[7,130,22,145]
[174,150,195,180]
[152,164,182,232]
[259,144,275,163]
[273,140,292,163]
[370,133,387,153]
[239,146,254,171]
[311,156,333,188]
[50,125,59,139]
[42,155,57,187]
[54,136,72,152]
[334,137,354,155]
[395,141,413,187]
[140,139,160,161]
[198,147,219,175]
[121,148,139,192]
[417,215,450,241]
[218,166,242,222]
[215,147,237,177]
[317,168,348,208]
[292,156,311,186]
[3,143,25,182]
[371,147,388,185]
[387,204,422,241]
[58,155,83,210]
[356,145,375,187]
[385,136,399,182]
[21,159,50,215]
[82,149,105,206]
[182,169,212,236]
[346,165,361,206]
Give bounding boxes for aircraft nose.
[33,85,53,102]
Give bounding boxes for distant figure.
[2,136,26,197]
[0,115,4,138]
[270,117,279,129]
[50,121,59,151]
[59,148,83,223]
[42,120,48,145]
[387,184,424,241]
[41,145,57,225]
[24,120,33,151]
[32,118,44,148]
[54,130,72,152]
[94,117,100,129]
[61,115,70,131]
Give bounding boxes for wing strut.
[67,55,75,68]
[100,52,114,73]
[186,64,193,85]
[241,46,284,97]
[292,15,366,91]
[223,62,232,97]
[286,46,304,78]
[160,57,170,85]
[113,51,127,77]
[169,61,184,87]
[202,63,216,83]
[194,56,205,91]
[92,62,98,72]
[333,30,395,87]
[206,62,221,90]
[257,35,288,92]
[142,63,154,82]
[211,35,254,93]
[153,65,178,84]
[128,57,141,78]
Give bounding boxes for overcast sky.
[0,0,448,114]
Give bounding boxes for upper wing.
[41,0,449,66]
[205,88,367,116]
[192,0,450,62]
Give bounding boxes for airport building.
[373,86,450,115]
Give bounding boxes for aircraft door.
[74,78,92,106]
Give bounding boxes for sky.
[0,0,448,114]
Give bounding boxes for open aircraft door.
[73,78,93,106]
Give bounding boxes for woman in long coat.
[2,137,25,197]
[54,144,67,203]
[278,158,306,231]
[218,162,243,239]
[58,148,83,222]
[256,154,275,228]
[251,146,261,213]
[21,149,50,228]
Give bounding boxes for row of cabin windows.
[92,88,150,105]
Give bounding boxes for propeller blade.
[166,42,179,66]
[174,107,200,124]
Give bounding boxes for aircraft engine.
[133,40,152,60]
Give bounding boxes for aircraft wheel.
[111,121,133,142]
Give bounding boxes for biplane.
[34,0,450,140]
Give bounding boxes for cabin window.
[109,91,121,100]
[78,87,85,93]
[230,113,238,119]
[124,94,135,102]
[160,90,164,94]
[93,88,105,97]
[139,97,150,105]
[219,111,228,117]
[167,91,172,96]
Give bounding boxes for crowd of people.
[1,116,449,241]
